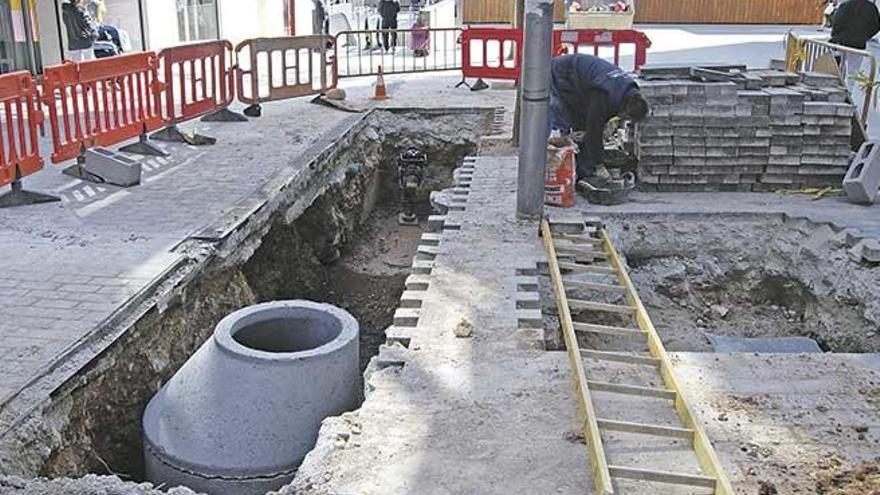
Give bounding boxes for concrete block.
[427,215,446,232]
[673,136,705,147]
[399,291,426,308]
[385,327,412,348]
[674,127,707,137]
[377,344,408,368]
[416,245,440,260]
[673,147,707,157]
[862,239,880,263]
[517,309,543,328]
[844,228,866,248]
[844,141,880,204]
[675,157,707,167]
[405,274,431,291]
[420,232,442,246]
[799,71,842,87]
[706,147,738,158]
[393,307,420,327]
[73,148,142,187]
[411,259,434,275]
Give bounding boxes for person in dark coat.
[61,0,97,62]
[549,53,649,182]
[378,0,400,51]
[831,0,880,49]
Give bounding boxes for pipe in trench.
[516,0,554,221]
[142,300,360,495]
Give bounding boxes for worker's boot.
[590,165,614,187]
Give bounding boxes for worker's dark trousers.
[549,92,596,180]
[382,21,398,50]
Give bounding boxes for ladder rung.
[564,280,626,293]
[559,262,616,275]
[574,322,642,337]
[597,418,694,439]
[560,233,603,245]
[580,349,661,367]
[569,299,635,314]
[587,380,676,400]
[555,245,607,258]
[608,465,717,489]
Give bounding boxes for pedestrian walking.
[378,0,400,51]
[61,0,97,62]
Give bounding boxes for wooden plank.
[609,465,717,489]
[587,380,676,400]
[597,418,694,440]
[580,349,661,367]
[573,322,642,337]
[555,245,608,258]
[634,0,822,24]
[601,229,735,495]
[559,233,602,245]
[558,262,616,275]
[541,221,614,495]
[565,280,626,293]
[464,0,564,24]
[569,299,635,314]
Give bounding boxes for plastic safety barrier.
[0,71,43,188]
[158,40,236,126]
[460,27,522,82]
[42,52,163,163]
[553,29,651,72]
[235,35,334,107]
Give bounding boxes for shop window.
[176,0,217,42]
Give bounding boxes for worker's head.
[620,91,649,122]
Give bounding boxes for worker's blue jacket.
[549,54,639,178]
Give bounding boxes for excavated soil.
[605,215,880,353]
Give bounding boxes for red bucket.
[545,146,576,208]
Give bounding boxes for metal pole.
[512,0,526,146]
[516,0,553,220]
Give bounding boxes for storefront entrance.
[0,0,41,74]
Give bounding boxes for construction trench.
[0,108,494,491]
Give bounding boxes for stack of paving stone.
[633,69,855,192]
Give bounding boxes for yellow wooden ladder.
[541,219,734,495]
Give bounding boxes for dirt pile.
[816,461,880,494]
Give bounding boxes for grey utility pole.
[516,0,554,220]
[512,0,526,146]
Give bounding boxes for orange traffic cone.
[373,65,389,101]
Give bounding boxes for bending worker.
[550,53,649,183]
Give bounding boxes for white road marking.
[83,186,96,197]
[76,190,132,217]
[73,190,84,202]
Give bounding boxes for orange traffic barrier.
[373,65,389,100]
[157,40,241,131]
[0,70,57,207]
[552,29,651,72]
[459,27,523,84]
[236,35,334,115]
[42,52,164,163]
